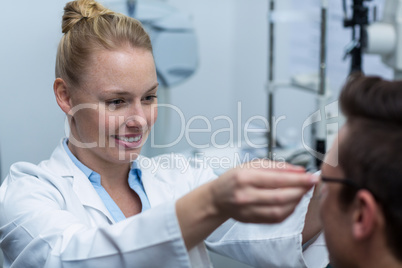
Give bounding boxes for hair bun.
[62,0,113,34]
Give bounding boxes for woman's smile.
[113,134,143,148]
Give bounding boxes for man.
[319,74,402,268]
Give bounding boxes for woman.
[0,0,323,267]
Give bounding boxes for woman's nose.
[125,102,148,129]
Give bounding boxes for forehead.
[79,47,156,92]
[90,47,154,75]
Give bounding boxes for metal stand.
[343,0,371,73]
[267,0,329,169]
[267,0,275,160]
[315,0,329,168]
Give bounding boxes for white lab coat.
[0,140,328,268]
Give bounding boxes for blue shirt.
[63,139,151,222]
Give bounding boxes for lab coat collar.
[44,139,115,223]
[43,139,175,222]
[135,155,174,208]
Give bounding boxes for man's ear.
[54,78,73,115]
[351,189,379,240]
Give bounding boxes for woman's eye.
[110,99,124,105]
[106,99,125,110]
[143,95,157,102]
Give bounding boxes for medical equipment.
[342,0,402,79]
[127,0,198,88]
[364,0,402,79]
[342,0,372,74]
[0,143,2,183]
[267,0,330,169]
[126,0,137,17]
[317,0,329,168]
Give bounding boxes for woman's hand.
[176,160,318,250]
[210,160,318,223]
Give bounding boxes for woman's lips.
[113,134,143,148]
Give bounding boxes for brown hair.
[55,0,152,88]
[339,73,402,261]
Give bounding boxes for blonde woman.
[0,0,323,267]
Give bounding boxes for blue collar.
[63,139,150,221]
[63,139,141,184]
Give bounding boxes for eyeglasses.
[321,176,361,190]
[321,176,380,202]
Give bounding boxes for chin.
[120,148,142,162]
[127,150,141,161]
[102,148,140,164]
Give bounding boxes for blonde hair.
[55,0,152,88]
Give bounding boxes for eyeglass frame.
[321,176,361,189]
[320,176,380,202]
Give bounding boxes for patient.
[319,74,402,268]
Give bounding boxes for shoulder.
[0,142,74,210]
[3,140,74,185]
[2,161,57,190]
[1,159,69,198]
[0,161,68,224]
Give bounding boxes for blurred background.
[0,0,395,266]
[0,0,393,179]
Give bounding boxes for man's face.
[319,126,356,268]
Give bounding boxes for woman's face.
[68,46,158,165]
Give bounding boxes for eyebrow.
[146,83,159,93]
[101,83,159,95]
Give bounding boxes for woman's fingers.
[233,168,318,189]
[211,161,319,225]
[245,159,306,172]
[233,203,300,224]
[229,186,310,223]
[233,186,309,207]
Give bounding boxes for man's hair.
[338,73,402,261]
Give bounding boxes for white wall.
[0,0,67,180]
[0,0,392,179]
[157,0,320,160]
[0,0,393,180]
[153,0,237,155]
[0,0,244,179]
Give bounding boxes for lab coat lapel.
[45,140,116,223]
[47,140,175,218]
[71,171,115,223]
[138,156,175,208]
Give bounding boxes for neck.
[356,256,402,268]
[354,239,402,268]
[68,140,131,190]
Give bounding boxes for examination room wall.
[0,0,393,181]
[163,0,393,159]
[0,0,280,180]
[0,1,270,267]
[0,0,67,181]
[158,0,322,158]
